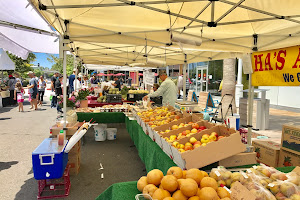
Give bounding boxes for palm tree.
[221,58,237,115]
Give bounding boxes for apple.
[170,135,177,141]
[165,130,171,133]
[188,122,193,125]
[191,128,198,134]
[202,143,207,146]
[180,123,184,126]
[178,125,184,128]
[193,144,201,148]
[189,137,197,144]
[199,126,206,130]
[185,142,193,147]
[178,144,185,149]
[209,135,217,141]
[201,134,210,143]
[197,129,203,133]
[192,123,200,129]
[184,146,193,151]
[194,141,201,145]
[178,149,185,153]
[172,125,179,130]
[172,141,179,148]
[182,131,187,136]
[184,124,189,127]
[210,132,218,137]
[186,130,191,134]
[218,136,224,140]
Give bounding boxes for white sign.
[144,71,155,86]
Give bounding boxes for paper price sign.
[252,45,300,86]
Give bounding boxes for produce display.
[76,105,132,112]
[136,165,300,200]
[137,107,181,128]
[170,131,225,153]
[128,90,149,94]
[137,166,231,200]
[164,123,207,142]
[108,88,121,94]
[97,95,107,103]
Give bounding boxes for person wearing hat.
[143,70,177,107]
[8,74,17,105]
[27,71,38,110]
[51,72,59,108]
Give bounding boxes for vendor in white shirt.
[74,75,82,92]
[143,71,177,107]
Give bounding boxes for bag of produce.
[209,166,242,188]
[268,180,300,199]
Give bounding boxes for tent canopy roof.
[32,0,300,65]
[0,48,15,70]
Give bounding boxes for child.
[14,82,25,112]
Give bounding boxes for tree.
[47,54,82,76]
[7,52,36,76]
[221,58,237,115]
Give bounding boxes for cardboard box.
[172,125,246,169]
[50,122,83,136]
[68,152,81,175]
[252,140,280,167]
[278,149,300,167]
[153,114,204,133]
[230,182,256,200]
[219,152,257,167]
[281,124,300,154]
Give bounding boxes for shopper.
[143,71,177,107]
[14,82,24,112]
[8,75,17,105]
[153,83,159,92]
[27,71,38,110]
[55,75,63,113]
[38,76,46,106]
[127,77,132,87]
[113,77,121,90]
[14,72,22,85]
[51,72,59,108]
[69,69,76,93]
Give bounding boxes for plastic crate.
[106,94,122,103]
[150,96,162,106]
[127,93,148,102]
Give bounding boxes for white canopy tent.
[0,48,15,70]
[86,64,156,72]
[0,0,59,59]
[30,0,300,146]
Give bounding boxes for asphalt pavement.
[0,94,145,200]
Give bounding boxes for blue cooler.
[32,138,68,180]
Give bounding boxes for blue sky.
[32,53,58,69]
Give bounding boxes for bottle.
[58,130,64,146]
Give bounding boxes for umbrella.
[106,74,114,76]
[155,73,158,76]
[97,73,105,76]
[138,73,143,76]
[114,73,125,76]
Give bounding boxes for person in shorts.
[38,76,46,106]
[27,71,38,110]
[14,82,25,112]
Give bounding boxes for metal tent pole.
[183,54,187,101]
[247,73,254,148]
[63,50,67,129]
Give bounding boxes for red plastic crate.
[37,165,71,199]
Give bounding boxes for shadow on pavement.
[0,161,18,172]
[0,106,14,114]
[14,176,37,200]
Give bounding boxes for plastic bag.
[251,164,288,181]
[238,173,276,200]
[209,166,242,188]
[268,180,300,199]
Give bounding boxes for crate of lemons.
[137,167,231,200]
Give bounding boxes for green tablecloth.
[125,117,177,174]
[77,112,125,123]
[96,167,296,200]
